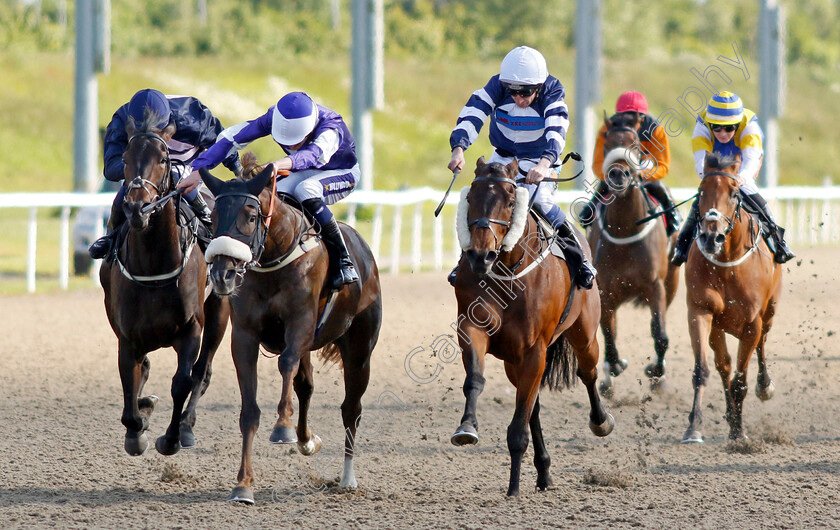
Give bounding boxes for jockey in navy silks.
[447,46,596,289]
[180,92,360,290]
[89,88,242,259]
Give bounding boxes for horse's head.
[600,111,650,198]
[696,152,743,256]
[122,118,176,230]
[456,157,529,276]
[200,154,276,295]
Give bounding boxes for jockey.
[181,91,360,290]
[579,90,683,235]
[447,46,596,289]
[89,88,242,259]
[671,91,795,265]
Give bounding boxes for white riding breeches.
[275,164,360,205]
[489,152,560,216]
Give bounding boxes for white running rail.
[2,186,839,292]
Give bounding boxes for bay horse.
[100,120,230,457]
[682,152,781,443]
[198,154,382,505]
[451,157,613,497]
[587,113,679,393]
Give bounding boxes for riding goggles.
[710,124,737,133]
[503,83,540,98]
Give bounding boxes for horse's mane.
[126,108,171,134]
[240,152,265,180]
[705,152,740,171]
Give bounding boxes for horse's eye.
[508,200,516,209]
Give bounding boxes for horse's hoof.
[155,435,180,456]
[589,413,615,437]
[179,426,196,449]
[681,430,704,444]
[756,381,775,401]
[644,362,665,379]
[138,395,159,412]
[649,376,667,394]
[451,424,479,446]
[536,475,554,492]
[340,474,358,489]
[297,434,322,456]
[269,426,298,444]
[227,486,255,505]
[124,431,149,456]
[607,359,629,377]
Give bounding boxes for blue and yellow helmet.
[705,91,744,126]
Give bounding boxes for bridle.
[698,170,744,239]
[467,175,517,252]
[124,132,173,211]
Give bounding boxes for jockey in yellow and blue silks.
[446,46,596,289]
[671,91,795,265]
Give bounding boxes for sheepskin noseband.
[456,185,530,251]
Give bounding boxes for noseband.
[699,171,743,238]
[125,132,173,208]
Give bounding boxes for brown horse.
[587,114,679,393]
[198,154,382,505]
[100,122,230,457]
[451,157,613,497]
[682,152,781,443]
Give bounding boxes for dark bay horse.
[451,157,613,497]
[199,154,382,505]
[100,121,230,456]
[587,114,679,393]
[682,153,781,443]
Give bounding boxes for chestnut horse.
[451,157,614,497]
[100,122,230,457]
[199,155,382,505]
[587,114,679,393]
[682,152,781,443]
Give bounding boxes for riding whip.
[434,168,461,217]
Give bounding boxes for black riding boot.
[303,198,360,290]
[553,217,596,290]
[670,198,700,266]
[742,192,795,264]
[89,191,127,260]
[643,180,683,236]
[190,192,213,253]
[576,180,609,228]
[447,257,461,287]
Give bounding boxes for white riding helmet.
[499,46,548,86]
[271,92,319,146]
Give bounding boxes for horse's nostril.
[715,234,726,244]
[485,251,498,264]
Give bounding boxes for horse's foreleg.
[451,328,489,446]
[755,299,777,401]
[684,309,713,443]
[728,321,763,440]
[155,324,202,456]
[645,280,669,385]
[600,302,627,378]
[119,342,155,456]
[181,294,230,448]
[229,328,261,505]
[505,348,544,497]
[270,330,306,446]
[529,396,553,492]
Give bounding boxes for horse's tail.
[541,335,577,391]
[317,344,344,368]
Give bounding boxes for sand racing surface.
[1,246,839,529]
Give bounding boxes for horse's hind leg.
[119,343,156,456]
[755,300,777,401]
[529,395,553,491]
[181,294,231,449]
[156,324,203,456]
[293,352,321,456]
[644,279,670,388]
[335,301,380,488]
[566,309,614,436]
[600,299,628,381]
[727,320,763,440]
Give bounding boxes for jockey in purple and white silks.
[89,88,243,260]
[182,92,360,289]
[447,46,596,289]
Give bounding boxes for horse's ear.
[247,164,274,196]
[160,120,177,142]
[506,158,519,178]
[199,167,225,197]
[125,120,138,138]
[474,156,486,177]
[603,110,611,129]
